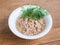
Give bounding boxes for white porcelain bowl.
[8,5,52,40]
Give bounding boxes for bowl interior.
[8,5,52,39]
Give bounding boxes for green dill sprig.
[21,7,48,20]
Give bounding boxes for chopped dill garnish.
[21,7,48,20]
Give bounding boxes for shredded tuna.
[16,18,46,36]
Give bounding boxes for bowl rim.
[8,5,53,40]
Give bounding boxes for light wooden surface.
[0,0,60,45]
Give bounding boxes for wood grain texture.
[0,0,60,45]
[40,40,60,45]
